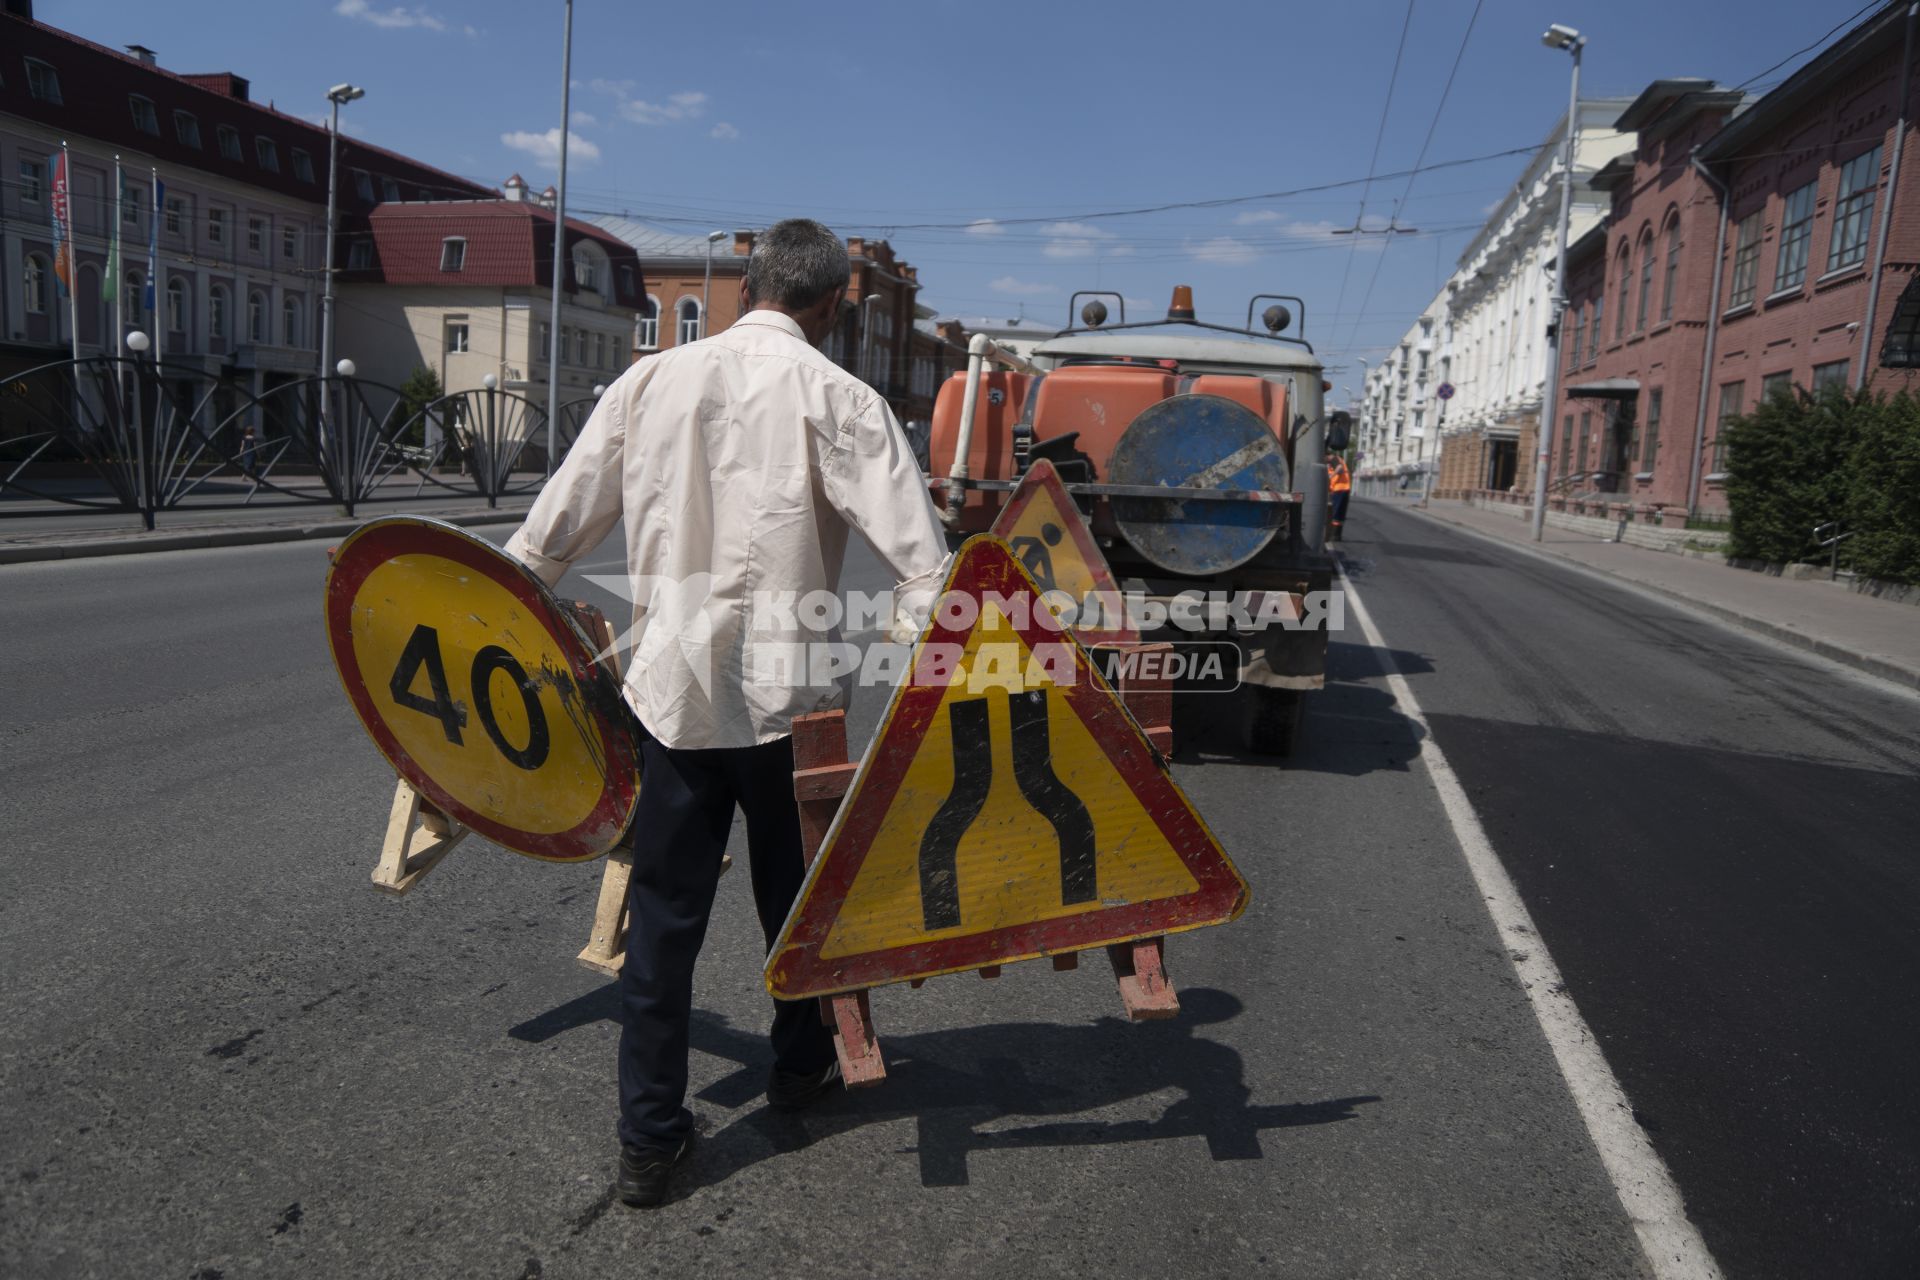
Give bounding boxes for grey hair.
[744,219,850,310]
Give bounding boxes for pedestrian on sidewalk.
[1327,449,1351,541]
[503,219,950,1208]
[237,424,259,482]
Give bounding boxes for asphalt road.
[8,498,1907,1277]
[1344,501,1920,1280]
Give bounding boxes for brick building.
[1545,1,1920,519]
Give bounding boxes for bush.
[1723,382,1864,565]
[395,364,444,448]
[1846,389,1920,584]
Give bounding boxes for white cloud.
[1042,219,1119,259]
[990,276,1056,296]
[709,122,739,140]
[621,90,708,125]
[334,0,449,32]
[965,218,1005,237]
[587,78,636,96]
[571,110,598,127]
[501,128,601,167]
[1188,236,1261,266]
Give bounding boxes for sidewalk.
[0,496,534,565]
[1392,496,1920,693]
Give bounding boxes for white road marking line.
[1340,569,1724,1280]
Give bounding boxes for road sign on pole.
[988,458,1136,645]
[325,516,639,863]
[1436,382,1455,401]
[765,535,1247,1000]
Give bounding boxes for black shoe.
[767,1057,842,1112]
[616,1134,692,1208]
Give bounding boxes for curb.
[0,506,533,566]
[1401,504,1920,696]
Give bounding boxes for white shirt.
[504,310,950,750]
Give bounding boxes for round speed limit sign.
[324,517,639,863]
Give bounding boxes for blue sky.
[44,0,1877,378]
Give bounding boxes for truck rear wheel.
[1243,686,1303,757]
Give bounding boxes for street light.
[703,230,726,338]
[1531,22,1584,540]
[319,82,364,431]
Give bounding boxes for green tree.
[1723,381,1863,564]
[395,364,444,449]
[1846,389,1920,584]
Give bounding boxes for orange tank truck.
[926,287,1352,756]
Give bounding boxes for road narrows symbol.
[919,698,992,930]
[1009,689,1097,908]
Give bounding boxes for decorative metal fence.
[0,354,603,529]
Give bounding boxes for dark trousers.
[1330,490,1350,524]
[617,725,835,1152]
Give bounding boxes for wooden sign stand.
[791,639,1183,1089]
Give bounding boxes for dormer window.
[217,126,242,163]
[129,95,160,135]
[381,177,401,203]
[353,170,374,203]
[292,149,316,183]
[347,241,374,270]
[440,238,466,272]
[25,58,62,104]
[174,111,202,149]
[255,137,280,173]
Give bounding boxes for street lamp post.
[319,82,363,446]
[544,0,574,483]
[702,230,726,337]
[1531,23,1584,541]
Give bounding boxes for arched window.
[24,254,49,314]
[1614,243,1631,340]
[1661,215,1681,323]
[283,295,301,347]
[209,284,229,342]
[167,277,188,336]
[636,296,660,350]
[248,291,267,343]
[1635,230,1654,333]
[676,296,702,346]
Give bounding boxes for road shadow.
[510,985,1378,1190]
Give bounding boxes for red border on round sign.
[324,516,638,863]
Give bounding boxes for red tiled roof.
[2,13,495,209]
[363,202,644,306]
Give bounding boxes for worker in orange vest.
[1327,450,1352,542]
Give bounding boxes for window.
[353,170,375,203]
[439,238,466,272]
[25,58,62,104]
[18,158,43,206]
[1661,217,1680,322]
[676,297,702,345]
[1577,412,1591,474]
[129,95,160,135]
[1589,293,1603,357]
[1712,382,1744,474]
[282,226,298,260]
[1729,211,1762,308]
[292,149,316,184]
[347,240,373,270]
[208,208,226,245]
[1566,302,1582,368]
[283,296,302,347]
[125,270,145,317]
[560,328,573,364]
[248,291,266,343]
[1811,359,1849,390]
[539,321,550,356]
[248,138,277,174]
[122,183,140,227]
[1642,389,1662,471]
[1614,245,1631,340]
[637,297,660,349]
[217,125,242,163]
[166,278,187,335]
[592,332,604,367]
[23,254,48,314]
[446,322,470,354]
[248,217,265,253]
[1774,182,1816,292]
[209,286,228,341]
[1829,146,1883,273]
[619,265,636,299]
[174,111,202,149]
[1762,371,1792,403]
[165,196,184,234]
[381,177,401,204]
[1636,232,1654,332]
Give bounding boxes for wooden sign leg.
[792,710,886,1087]
[575,844,633,976]
[371,779,467,895]
[1110,645,1181,1018]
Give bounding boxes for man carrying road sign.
[503,219,949,1207]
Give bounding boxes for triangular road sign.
[989,458,1136,645]
[765,535,1247,1000]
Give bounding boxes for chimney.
[733,229,754,256]
[125,44,157,65]
[4,0,35,19]
[502,173,527,203]
[539,184,557,209]
[180,72,250,101]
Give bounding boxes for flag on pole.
[104,163,124,303]
[50,148,74,294]
[145,173,163,314]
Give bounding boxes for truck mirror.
[1326,411,1352,453]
